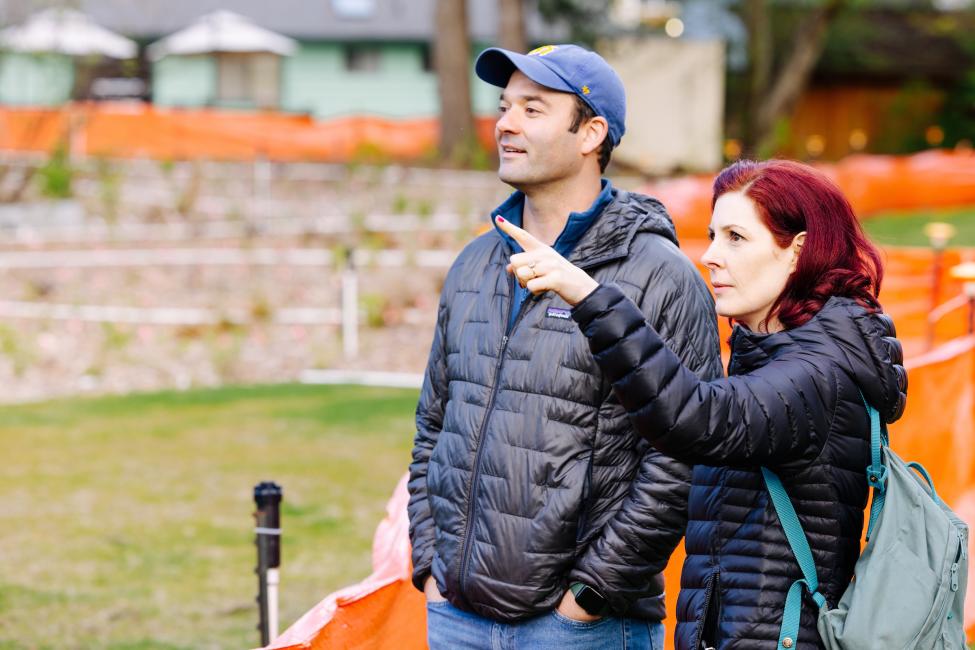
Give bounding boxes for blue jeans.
[427,600,666,650]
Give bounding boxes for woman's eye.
[729,231,743,242]
[707,231,715,241]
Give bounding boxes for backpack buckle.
[866,464,888,491]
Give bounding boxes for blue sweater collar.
[491,179,614,257]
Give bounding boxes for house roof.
[0,0,567,43]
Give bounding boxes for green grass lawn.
[862,206,975,247]
[0,384,419,650]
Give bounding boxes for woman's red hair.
[712,159,883,330]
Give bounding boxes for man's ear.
[790,232,807,271]
[580,116,609,156]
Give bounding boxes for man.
[408,44,722,648]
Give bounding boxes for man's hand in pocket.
[424,575,447,603]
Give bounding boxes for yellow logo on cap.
[528,45,557,57]
[581,85,591,95]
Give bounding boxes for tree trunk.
[742,0,772,156]
[750,0,848,155]
[435,0,475,165]
[498,0,528,54]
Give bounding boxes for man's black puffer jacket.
[407,190,723,622]
[572,283,907,650]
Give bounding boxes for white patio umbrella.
[147,11,298,61]
[0,8,136,59]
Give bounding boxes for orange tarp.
[265,474,427,650]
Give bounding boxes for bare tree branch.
[751,0,849,154]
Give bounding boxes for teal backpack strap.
[764,393,892,648]
[861,393,887,540]
[761,467,828,650]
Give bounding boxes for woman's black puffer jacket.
[572,283,907,650]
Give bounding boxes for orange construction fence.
[643,149,975,241]
[0,103,496,161]
[3,104,975,212]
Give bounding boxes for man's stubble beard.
[497,157,570,193]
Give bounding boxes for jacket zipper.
[453,243,629,599]
[695,569,720,650]
[456,276,537,599]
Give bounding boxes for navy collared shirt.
[491,179,615,330]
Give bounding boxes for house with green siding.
[0,0,564,119]
[0,52,75,106]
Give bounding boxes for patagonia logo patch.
[546,307,572,320]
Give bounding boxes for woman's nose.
[700,241,721,269]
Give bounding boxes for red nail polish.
[496,216,506,223]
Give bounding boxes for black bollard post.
[254,481,283,647]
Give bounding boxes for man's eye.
[498,106,508,113]
[525,107,539,115]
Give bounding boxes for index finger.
[495,216,543,251]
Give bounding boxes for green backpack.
[762,397,969,649]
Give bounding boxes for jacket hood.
[729,296,907,424]
[567,189,679,268]
[489,188,679,269]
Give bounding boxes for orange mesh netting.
[643,150,975,241]
[0,104,496,160]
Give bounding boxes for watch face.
[575,586,606,614]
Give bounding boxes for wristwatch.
[569,582,609,616]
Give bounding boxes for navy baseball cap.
[474,44,626,146]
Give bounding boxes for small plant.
[415,198,434,220]
[175,324,207,341]
[390,193,409,215]
[331,244,352,272]
[101,322,133,352]
[360,292,390,328]
[37,143,73,199]
[361,231,389,251]
[175,160,203,218]
[22,278,54,300]
[249,295,273,323]
[351,141,390,166]
[0,324,35,376]
[94,157,121,225]
[213,315,244,335]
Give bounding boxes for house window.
[333,0,376,18]
[344,45,382,72]
[217,53,280,108]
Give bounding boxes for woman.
[495,159,907,650]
